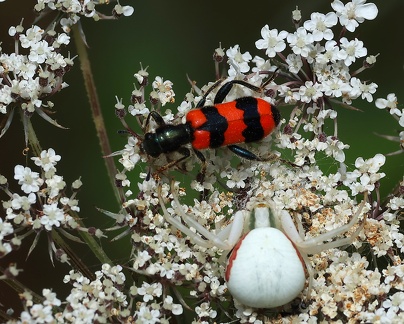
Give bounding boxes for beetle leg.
[228,145,300,170]
[213,80,261,104]
[195,79,224,108]
[152,147,191,179]
[227,144,262,161]
[145,111,166,130]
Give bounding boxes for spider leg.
[280,209,302,243]
[159,181,244,250]
[299,222,365,255]
[279,193,368,304]
[296,195,368,254]
[299,253,315,302]
[221,210,246,247]
[169,181,244,250]
[158,185,212,248]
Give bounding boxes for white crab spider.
[158,183,367,309]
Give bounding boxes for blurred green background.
[0,0,403,316]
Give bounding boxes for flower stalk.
[0,1,403,323]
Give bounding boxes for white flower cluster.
[34,0,134,32]
[17,289,62,323]
[11,263,184,323]
[2,0,403,323]
[103,1,404,322]
[375,93,404,155]
[0,148,103,261]
[0,2,136,142]
[8,265,126,323]
[0,24,72,141]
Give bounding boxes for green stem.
[52,227,112,279]
[26,114,112,270]
[0,266,45,305]
[26,115,42,157]
[72,24,121,204]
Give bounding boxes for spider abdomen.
[225,227,306,308]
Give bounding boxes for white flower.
[325,137,349,162]
[19,25,44,48]
[285,54,303,74]
[321,77,351,98]
[60,196,80,212]
[195,302,217,319]
[31,148,61,172]
[41,203,65,230]
[356,79,378,102]
[306,43,325,64]
[137,282,163,302]
[226,45,252,76]
[42,289,61,307]
[53,33,70,47]
[28,40,53,64]
[152,76,175,105]
[303,12,338,41]
[298,81,323,103]
[114,4,135,16]
[10,192,36,210]
[28,304,54,322]
[136,306,160,323]
[163,296,183,315]
[339,37,367,66]
[345,154,386,194]
[134,67,149,85]
[331,0,378,32]
[315,39,344,64]
[0,218,14,240]
[286,27,314,57]
[133,250,152,268]
[45,174,66,198]
[255,25,288,58]
[119,136,141,171]
[128,103,149,116]
[14,165,43,194]
[375,93,402,116]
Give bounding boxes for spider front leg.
[158,181,245,250]
[278,193,368,302]
[289,193,368,255]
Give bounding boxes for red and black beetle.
[141,79,281,170]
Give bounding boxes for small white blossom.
[41,203,65,230]
[137,282,163,302]
[163,296,183,315]
[31,148,61,172]
[255,25,288,58]
[285,54,303,74]
[14,165,43,194]
[226,45,252,76]
[303,12,338,41]
[339,37,367,66]
[375,93,402,116]
[298,81,323,103]
[152,76,175,105]
[0,218,14,241]
[331,0,378,32]
[114,4,135,16]
[287,27,314,57]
